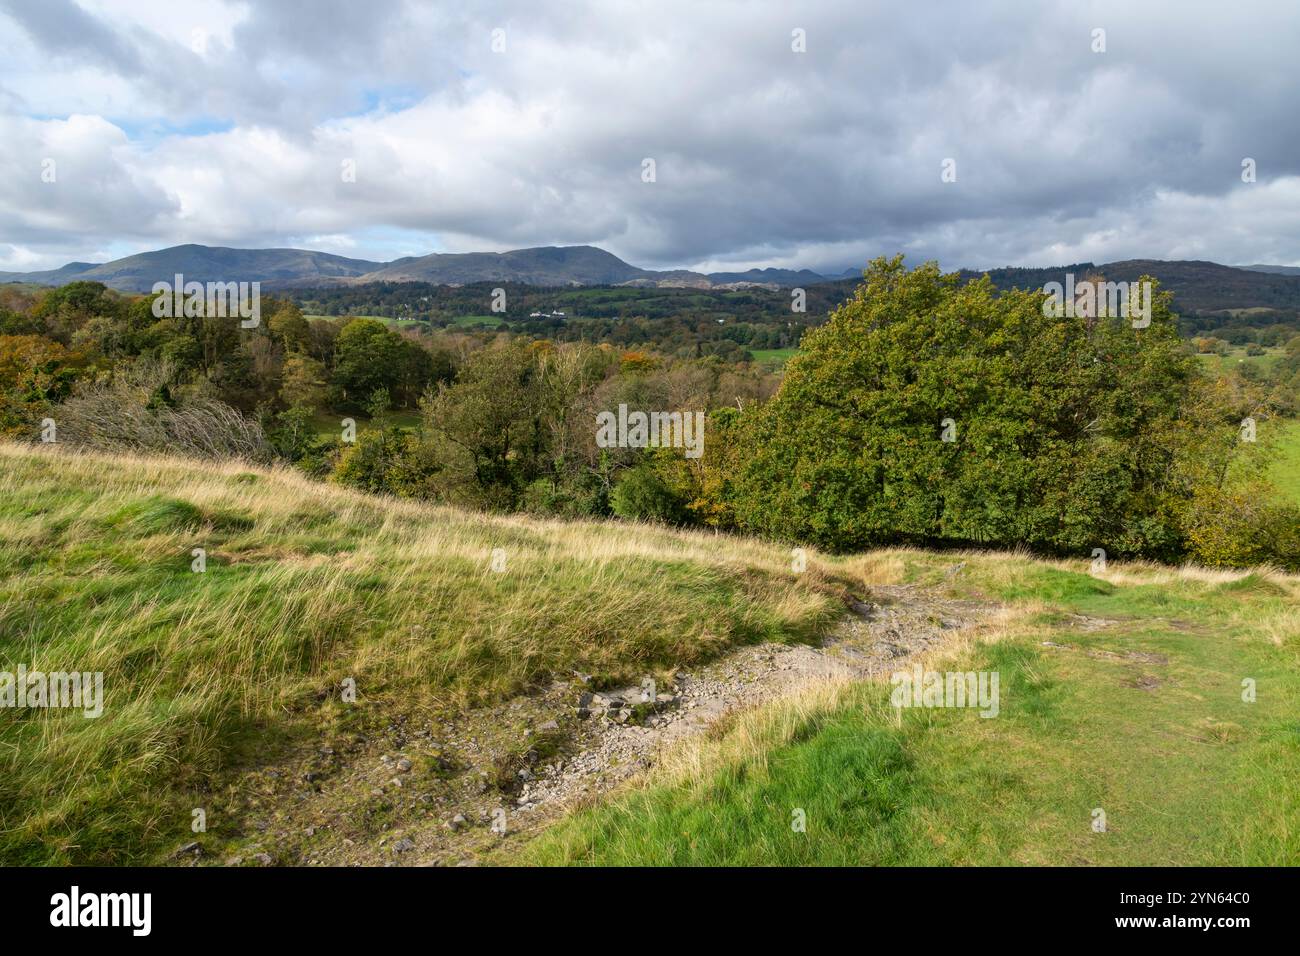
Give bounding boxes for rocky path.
[190,583,991,867]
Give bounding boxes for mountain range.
[0,244,831,293]
[4,243,1300,314]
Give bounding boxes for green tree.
[279,352,329,410]
[419,340,547,509]
[731,256,1238,560]
[331,318,405,407]
[32,281,123,346]
[269,302,311,352]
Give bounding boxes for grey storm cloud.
[0,0,1297,273]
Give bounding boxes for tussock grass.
[0,443,848,864]
[8,442,1295,866]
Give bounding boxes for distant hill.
[4,243,1300,315]
[362,245,647,286]
[0,261,103,286]
[961,259,1300,315]
[704,267,830,286]
[1240,264,1300,276]
[0,244,382,293]
[0,243,835,292]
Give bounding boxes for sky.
[1,0,1298,275]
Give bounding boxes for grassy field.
[521,553,1300,866]
[0,443,846,864]
[304,313,436,330]
[446,314,506,329]
[749,347,799,367]
[1269,418,1300,505]
[1194,344,1289,375]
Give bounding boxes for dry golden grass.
[5,442,1295,865]
[0,442,854,863]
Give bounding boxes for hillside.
[360,245,649,286]
[0,243,743,292]
[2,442,1297,868]
[0,244,382,292]
[1242,264,1300,276]
[962,259,1300,315]
[0,442,844,864]
[523,553,1300,866]
[0,243,814,293]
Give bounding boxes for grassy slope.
[1269,418,1300,505]
[0,444,845,864]
[4,444,1296,867]
[522,553,1300,866]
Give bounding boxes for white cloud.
[1,0,1297,273]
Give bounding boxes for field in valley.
[1194,344,1290,376]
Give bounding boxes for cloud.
[1,0,1297,273]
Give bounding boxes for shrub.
[1184,484,1300,570]
[610,464,688,524]
[521,474,608,518]
[268,404,334,475]
[332,426,423,496]
[54,363,272,462]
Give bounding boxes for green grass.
[0,443,846,864]
[749,347,799,367]
[446,314,506,329]
[6,442,1296,867]
[1194,345,1288,375]
[521,552,1300,866]
[307,409,422,440]
[1268,418,1300,505]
